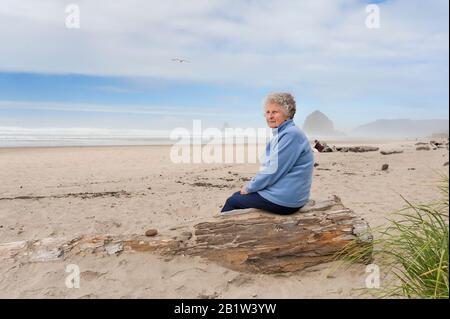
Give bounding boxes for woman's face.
[264,102,290,128]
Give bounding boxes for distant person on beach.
[221,92,314,215]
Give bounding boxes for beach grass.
[335,175,449,299]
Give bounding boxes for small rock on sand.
[444,162,449,166]
[381,164,389,171]
[145,229,158,236]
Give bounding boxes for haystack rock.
[303,111,337,136]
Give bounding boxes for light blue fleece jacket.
[245,119,314,208]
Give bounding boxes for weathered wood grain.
[0,195,372,273]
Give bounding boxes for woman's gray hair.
[263,92,296,119]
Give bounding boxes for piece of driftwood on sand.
[0,195,372,274]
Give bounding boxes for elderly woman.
[221,92,314,215]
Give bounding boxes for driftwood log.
[0,195,372,273]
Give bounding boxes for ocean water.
[0,128,173,147]
[0,127,272,148]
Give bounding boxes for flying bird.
[171,58,190,63]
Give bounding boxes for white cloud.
[0,100,256,117]
[0,0,448,112]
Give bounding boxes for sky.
[0,0,448,134]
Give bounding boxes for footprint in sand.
[80,270,107,281]
[197,291,220,299]
[227,274,254,287]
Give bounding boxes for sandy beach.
[0,139,448,298]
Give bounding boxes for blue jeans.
[221,191,301,215]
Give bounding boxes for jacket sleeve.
[245,133,301,193]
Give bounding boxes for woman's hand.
[240,186,249,195]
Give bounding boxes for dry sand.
[0,139,448,298]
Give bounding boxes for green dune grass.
[335,176,449,299]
